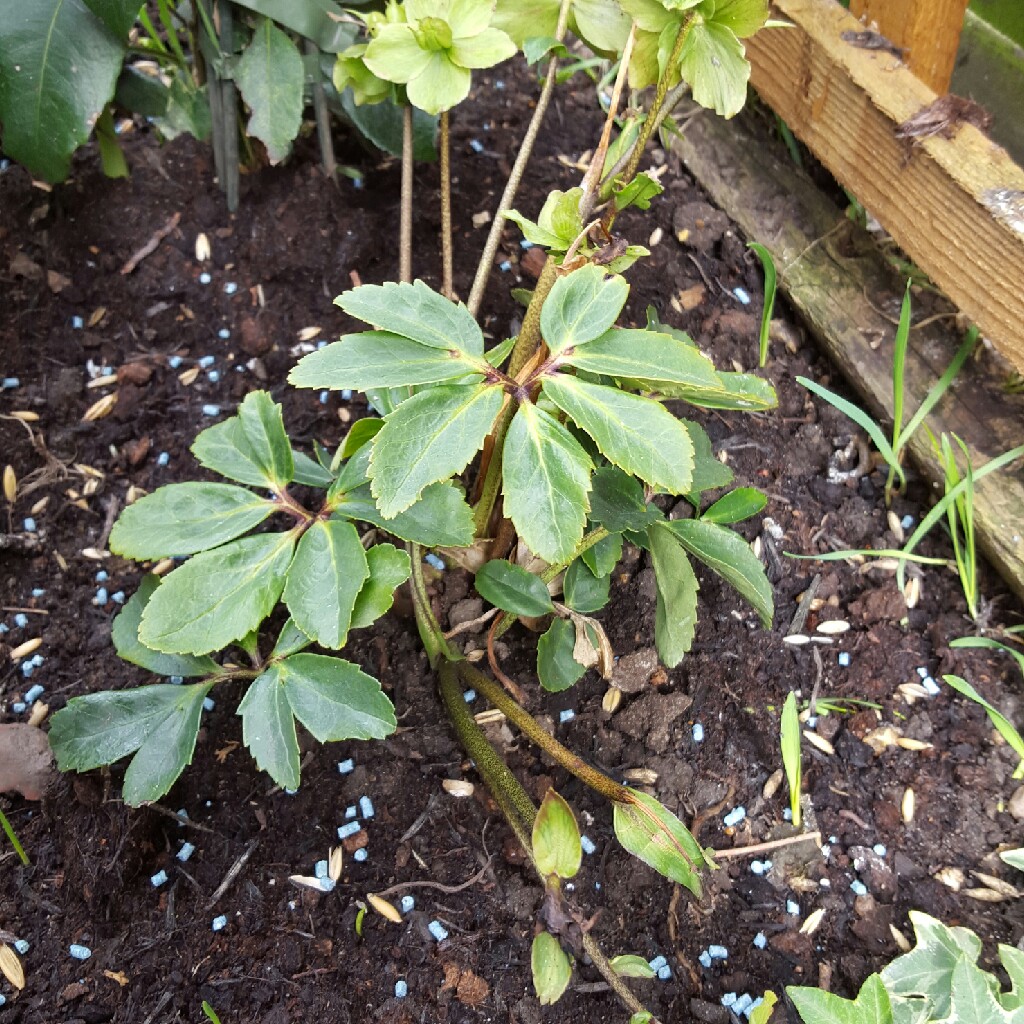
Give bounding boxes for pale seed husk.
[297,326,322,342]
[887,511,905,543]
[178,367,200,386]
[799,908,826,935]
[74,463,105,478]
[30,496,48,515]
[904,576,922,609]
[896,738,933,751]
[152,558,175,575]
[602,687,623,714]
[9,410,39,422]
[82,392,118,421]
[81,547,109,560]
[27,701,48,727]
[889,924,911,952]
[934,866,964,890]
[902,787,916,823]
[783,634,811,646]
[195,233,211,261]
[963,887,1009,902]
[474,709,504,725]
[972,872,1020,898]
[442,779,475,798]
[367,893,403,923]
[0,944,25,989]
[623,768,658,785]
[815,620,850,635]
[803,730,835,756]
[762,768,784,800]
[88,306,106,327]
[3,465,17,503]
[328,846,343,882]
[86,374,118,389]
[10,637,42,660]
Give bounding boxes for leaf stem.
[440,110,454,299]
[466,0,574,317]
[400,104,414,284]
[409,543,454,665]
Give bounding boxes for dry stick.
[711,830,823,861]
[374,858,494,899]
[466,0,574,318]
[206,838,259,909]
[440,110,454,299]
[120,212,181,275]
[400,105,414,284]
[486,615,528,704]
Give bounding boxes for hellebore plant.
[51,0,776,1016]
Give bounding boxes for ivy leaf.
[112,576,218,678]
[369,384,503,517]
[336,280,484,356]
[1000,945,1024,1010]
[613,788,707,896]
[648,523,699,667]
[350,543,412,630]
[541,266,629,353]
[140,533,296,655]
[664,519,773,627]
[701,487,767,524]
[476,560,554,617]
[238,668,300,790]
[235,17,304,162]
[543,375,694,494]
[237,390,295,489]
[679,19,751,119]
[283,520,369,649]
[109,483,274,559]
[502,402,593,564]
[581,531,623,577]
[537,618,587,692]
[532,932,573,1006]
[589,466,660,533]
[335,481,474,548]
[289,332,483,391]
[533,789,582,879]
[563,558,611,614]
[49,682,214,806]
[787,973,894,1024]
[560,327,720,389]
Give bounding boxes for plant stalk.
[400,104,414,284]
[305,39,337,182]
[409,543,454,666]
[440,110,454,299]
[466,0,575,317]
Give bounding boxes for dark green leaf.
[502,402,593,564]
[339,90,437,162]
[686,419,734,494]
[289,332,483,391]
[141,533,296,655]
[115,66,171,118]
[334,481,474,547]
[283,520,369,649]
[533,789,582,878]
[292,450,334,487]
[86,0,143,39]
[537,618,587,692]
[589,467,660,533]
[563,558,611,614]
[330,445,372,499]
[613,171,664,212]
[231,0,358,52]
[109,482,274,559]
[236,390,295,489]
[581,531,622,577]
[532,932,572,1006]
[648,523,699,667]
[340,418,384,460]
[701,487,766,524]
[664,519,773,627]
[350,543,411,629]
[476,560,554,617]
[112,576,218,677]
[271,618,312,660]
[541,266,629,353]
[238,668,300,789]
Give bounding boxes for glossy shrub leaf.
[543,375,694,494]
[350,543,411,630]
[610,955,656,979]
[231,0,357,53]
[283,520,369,649]
[502,402,593,563]
[687,420,734,495]
[475,560,554,617]
[340,418,384,460]
[271,618,312,660]
[788,973,894,1024]
[331,445,373,499]
[289,332,483,391]
[50,682,213,806]
[236,391,295,488]
[537,618,587,693]
[235,17,304,163]
[701,487,767,524]
[109,483,274,559]
[533,789,582,879]
[0,0,128,182]
[679,19,750,119]
[369,384,503,517]
[334,481,475,548]
[562,329,719,389]
[337,280,483,356]
[665,519,773,627]
[648,524,699,668]
[277,653,396,741]
[613,789,707,896]
[589,467,659,533]
[563,558,611,614]
[112,576,218,678]
[658,370,778,412]
[238,668,300,790]
[532,932,572,1006]
[581,531,622,578]
[141,533,296,655]
[292,450,334,487]
[191,417,273,488]
[87,0,145,39]
[613,171,663,213]
[541,266,629,353]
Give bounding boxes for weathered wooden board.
[850,0,970,92]
[672,109,1024,602]
[745,0,1024,376]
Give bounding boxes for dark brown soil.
[1,61,1022,1024]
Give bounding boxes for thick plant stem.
[509,257,559,377]
[400,104,414,284]
[305,38,336,181]
[466,0,574,318]
[440,110,454,299]
[472,405,514,538]
[409,543,453,666]
[457,661,631,805]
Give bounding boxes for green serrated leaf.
[140,533,296,655]
[648,523,699,667]
[191,417,274,488]
[504,210,566,249]
[533,789,582,879]
[369,384,503,517]
[337,280,483,355]
[679,18,751,119]
[581,531,622,577]
[664,518,773,627]
[271,618,312,660]
[613,171,664,213]
[292,450,334,487]
[283,520,368,649]
[112,576,219,678]
[788,973,894,1024]
[613,788,706,895]
[589,466,660,533]
[532,932,573,1005]
[109,482,274,559]
[654,369,778,411]
[543,374,694,493]
[610,955,656,979]
[236,390,294,488]
[350,543,411,630]
[289,332,483,391]
[502,402,593,563]
[563,558,611,614]
[702,487,767,525]
[334,481,474,548]
[238,668,300,790]
[537,618,587,692]
[476,560,554,617]
[686,420,734,495]
[340,418,384,460]
[235,17,304,163]
[541,266,629,353]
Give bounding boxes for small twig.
[711,830,822,860]
[400,793,439,842]
[206,838,259,909]
[97,495,121,552]
[374,857,494,899]
[120,212,181,275]
[788,574,821,636]
[1,605,48,615]
[443,606,499,640]
[148,803,219,834]
[487,616,528,703]
[0,534,45,555]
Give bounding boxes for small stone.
[1008,785,1024,821]
[612,647,659,694]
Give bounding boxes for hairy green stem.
[305,39,336,181]
[457,661,630,805]
[440,110,454,298]
[472,406,514,538]
[400,105,414,284]
[509,257,559,377]
[410,543,453,665]
[466,0,575,317]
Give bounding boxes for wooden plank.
[744,0,1024,376]
[849,0,970,92]
[670,108,1024,603]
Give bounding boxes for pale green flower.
[364,0,516,115]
